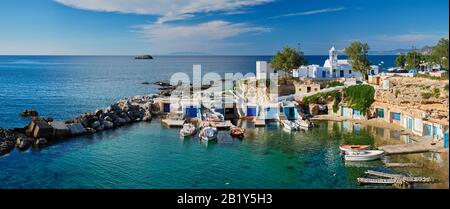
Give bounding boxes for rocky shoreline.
[0,80,210,156]
[0,93,164,156]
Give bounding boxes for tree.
[404,51,423,69]
[431,38,449,69]
[271,47,308,76]
[395,54,407,68]
[344,42,371,80]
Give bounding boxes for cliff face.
[375,76,449,123]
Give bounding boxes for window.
[392,113,401,121]
[376,108,384,118]
[349,70,352,74]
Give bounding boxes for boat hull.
[344,150,384,161]
[339,145,369,152]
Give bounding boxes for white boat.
[179,123,196,137]
[280,120,297,131]
[339,145,370,152]
[294,119,313,129]
[199,126,218,141]
[344,150,384,161]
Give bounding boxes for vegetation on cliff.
[301,90,342,113]
[343,85,375,115]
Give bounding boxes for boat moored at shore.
[344,150,385,161]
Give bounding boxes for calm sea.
[0,55,395,128]
[3,55,440,189]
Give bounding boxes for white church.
[292,46,379,80]
[256,46,379,81]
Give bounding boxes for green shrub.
[395,89,401,97]
[432,88,440,98]
[301,90,342,113]
[421,92,432,99]
[343,85,375,115]
[445,84,449,92]
[328,81,344,88]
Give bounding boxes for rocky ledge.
[0,94,161,156]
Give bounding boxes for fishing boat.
[179,123,196,137]
[344,150,384,161]
[280,120,297,131]
[230,126,245,138]
[294,119,313,129]
[199,126,218,141]
[339,145,370,152]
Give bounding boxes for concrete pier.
[378,143,438,155]
[161,119,185,127]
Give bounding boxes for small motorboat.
[294,119,313,129]
[281,120,297,131]
[344,150,384,161]
[230,126,245,138]
[179,123,196,137]
[339,145,370,152]
[199,126,218,141]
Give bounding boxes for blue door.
[341,107,349,116]
[186,106,198,118]
[433,126,438,140]
[353,109,361,117]
[322,71,326,78]
[247,106,257,117]
[407,118,413,130]
[444,132,449,148]
[340,70,344,77]
[423,124,432,137]
[163,103,170,112]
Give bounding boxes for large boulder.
[85,127,96,134]
[90,121,101,129]
[309,103,320,116]
[16,137,33,150]
[94,109,103,116]
[103,121,114,129]
[35,138,48,146]
[50,121,69,138]
[104,116,113,122]
[20,109,38,117]
[67,123,86,136]
[32,120,53,139]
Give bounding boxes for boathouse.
[371,102,449,147]
[158,98,175,113]
[281,101,299,120]
[180,100,201,120]
[339,106,367,120]
[260,103,280,120]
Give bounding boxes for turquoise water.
[1,55,419,189]
[1,120,398,189]
[0,55,395,128]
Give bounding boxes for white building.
[256,61,287,80]
[292,46,379,80]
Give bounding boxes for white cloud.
[133,20,271,53]
[54,0,273,23]
[375,33,446,42]
[269,7,346,19]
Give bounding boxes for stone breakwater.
[0,94,161,156]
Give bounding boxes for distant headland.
[134,55,153,59]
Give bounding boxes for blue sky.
[0,0,448,55]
